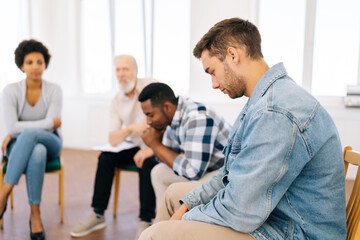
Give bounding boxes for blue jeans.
[4,128,62,205]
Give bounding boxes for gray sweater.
[1,79,63,139]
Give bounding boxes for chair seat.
[2,156,61,174]
[117,164,137,172]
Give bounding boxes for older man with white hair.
[71,55,158,238]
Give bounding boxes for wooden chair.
[113,164,137,218]
[344,146,360,240]
[0,154,64,229]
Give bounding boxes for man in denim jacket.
[139,18,346,240]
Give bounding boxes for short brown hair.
[193,18,263,61]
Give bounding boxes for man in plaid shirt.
[138,82,230,225]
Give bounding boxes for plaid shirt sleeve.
[171,114,220,180]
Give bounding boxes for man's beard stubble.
[223,62,247,99]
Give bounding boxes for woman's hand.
[1,134,12,157]
[53,118,62,129]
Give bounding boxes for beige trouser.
[151,163,188,219]
[151,164,216,222]
[139,180,254,240]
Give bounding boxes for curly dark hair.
[14,39,51,70]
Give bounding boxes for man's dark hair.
[138,83,178,106]
[193,17,263,61]
[14,39,51,70]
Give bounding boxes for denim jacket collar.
[235,63,287,125]
[248,62,287,108]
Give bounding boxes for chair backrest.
[344,146,360,240]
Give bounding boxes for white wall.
[30,0,81,97]
[61,96,111,149]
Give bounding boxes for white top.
[20,91,47,121]
[109,78,155,148]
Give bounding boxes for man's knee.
[98,152,113,163]
[137,157,157,179]
[165,182,182,199]
[139,221,168,240]
[164,182,190,205]
[97,152,116,170]
[142,157,157,170]
[150,164,169,185]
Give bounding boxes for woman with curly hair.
[0,39,62,240]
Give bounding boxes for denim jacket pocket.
[256,215,295,240]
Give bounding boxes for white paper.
[92,141,137,153]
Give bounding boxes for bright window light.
[79,0,190,95]
[114,0,146,78]
[0,0,29,91]
[80,0,113,94]
[153,0,190,95]
[312,0,360,96]
[259,0,306,85]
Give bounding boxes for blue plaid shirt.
[162,96,231,180]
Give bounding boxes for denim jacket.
[181,63,346,240]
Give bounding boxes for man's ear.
[162,102,173,114]
[227,47,241,64]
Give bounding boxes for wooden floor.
[0,148,356,240]
[0,148,140,240]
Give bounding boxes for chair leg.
[59,168,64,223]
[113,169,120,218]
[0,172,3,191]
[10,191,13,209]
[59,171,61,205]
[0,173,12,229]
[0,187,13,229]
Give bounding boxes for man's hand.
[141,127,178,168]
[133,147,154,168]
[53,117,62,129]
[170,204,188,220]
[128,123,148,135]
[1,134,12,156]
[141,127,164,149]
[109,122,148,146]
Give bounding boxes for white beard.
[119,78,136,94]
